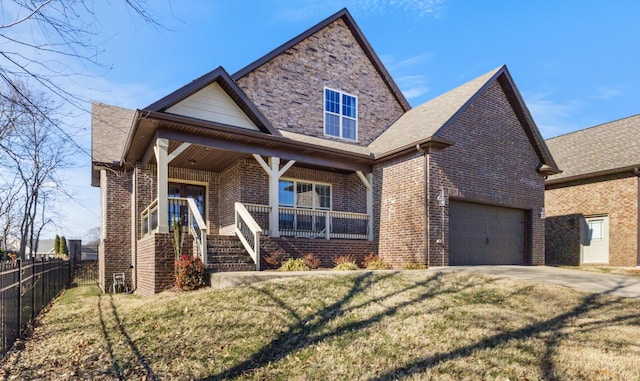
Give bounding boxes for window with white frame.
[324,88,357,141]
[278,180,331,210]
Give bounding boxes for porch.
[140,196,372,271]
[124,106,376,294]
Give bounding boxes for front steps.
[206,236,256,272]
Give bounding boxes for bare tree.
[0,175,22,256]
[0,83,70,259]
[84,226,100,246]
[0,0,163,113]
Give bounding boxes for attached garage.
[449,200,528,265]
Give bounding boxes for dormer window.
[324,88,357,141]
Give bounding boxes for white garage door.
[449,201,527,265]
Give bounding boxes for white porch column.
[268,157,281,238]
[155,138,169,233]
[253,154,296,238]
[357,171,373,241]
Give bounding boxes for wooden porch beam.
[168,142,191,163]
[157,129,372,173]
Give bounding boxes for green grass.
[559,266,640,277]
[2,272,640,380]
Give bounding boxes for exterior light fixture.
[539,207,546,219]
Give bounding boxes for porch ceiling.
[123,111,374,173]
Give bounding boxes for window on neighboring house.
[324,88,357,141]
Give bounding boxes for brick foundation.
[261,237,374,269]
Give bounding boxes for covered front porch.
[126,111,376,293]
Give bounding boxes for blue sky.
[40,0,640,238]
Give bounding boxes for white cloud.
[522,91,583,138]
[591,86,623,100]
[396,75,430,99]
[273,0,447,21]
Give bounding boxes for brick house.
[545,114,640,267]
[92,9,559,295]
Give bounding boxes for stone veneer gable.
[236,18,405,146]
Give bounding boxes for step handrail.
[234,202,261,271]
[185,198,208,266]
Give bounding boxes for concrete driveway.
[437,265,640,298]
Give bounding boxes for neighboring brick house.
[92,9,559,295]
[545,115,640,267]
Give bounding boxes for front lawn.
[2,272,639,380]
[559,266,640,277]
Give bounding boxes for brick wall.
[373,152,427,268]
[545,173,639,266]
[136,233,174,296]
[428,80,546,266]
[236,18,405,146]
[261,237,374,268]
[544,214,582,266]
[100,169,133,292]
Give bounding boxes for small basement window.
[324,88,357,141]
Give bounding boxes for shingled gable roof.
[545,114,640,184]
[232,8,411,113]
[370,66,560,175]
[143,66,280,136]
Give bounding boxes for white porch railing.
[234,202,262,271]
[141,199,159,236]
[244,203,369,240]
[141,198,208,266]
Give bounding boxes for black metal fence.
[73,260,98,287]
[0,259,70,357]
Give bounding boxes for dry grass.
[2,272,640,380]
[560,266,640,277]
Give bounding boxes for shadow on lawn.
[197,272,639,380]
[98,294,158,381]
[368,280,640,381]
[199,271,487,380]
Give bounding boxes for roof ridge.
[547,113,640,141]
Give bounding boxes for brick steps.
[206,235,256,272]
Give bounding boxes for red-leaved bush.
[174,255,205,291]
[303,253,321,269]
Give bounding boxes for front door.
[168,183,206,228]
[581,216,609,264]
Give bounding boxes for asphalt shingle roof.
[545,114,640,182]
[91,103,136,164]
[368,66,502,156]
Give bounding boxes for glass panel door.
[168,182,206,229]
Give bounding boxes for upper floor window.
[324,88,357,141]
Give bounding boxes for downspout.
[130,165,138,293]
[424,146,430,267]
[635,168,640,267]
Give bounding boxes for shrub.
[303,253,321,269]
[279,258,310,272]
[175,255,205,290]
[334,262,359,271]
[333,254,355,266]
[403,262,427,270]
[264,249,285,269]
[367,259,392,270]
[363,252,378,268]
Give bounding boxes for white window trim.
[323,87,358,142]
[278,178,332,210]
